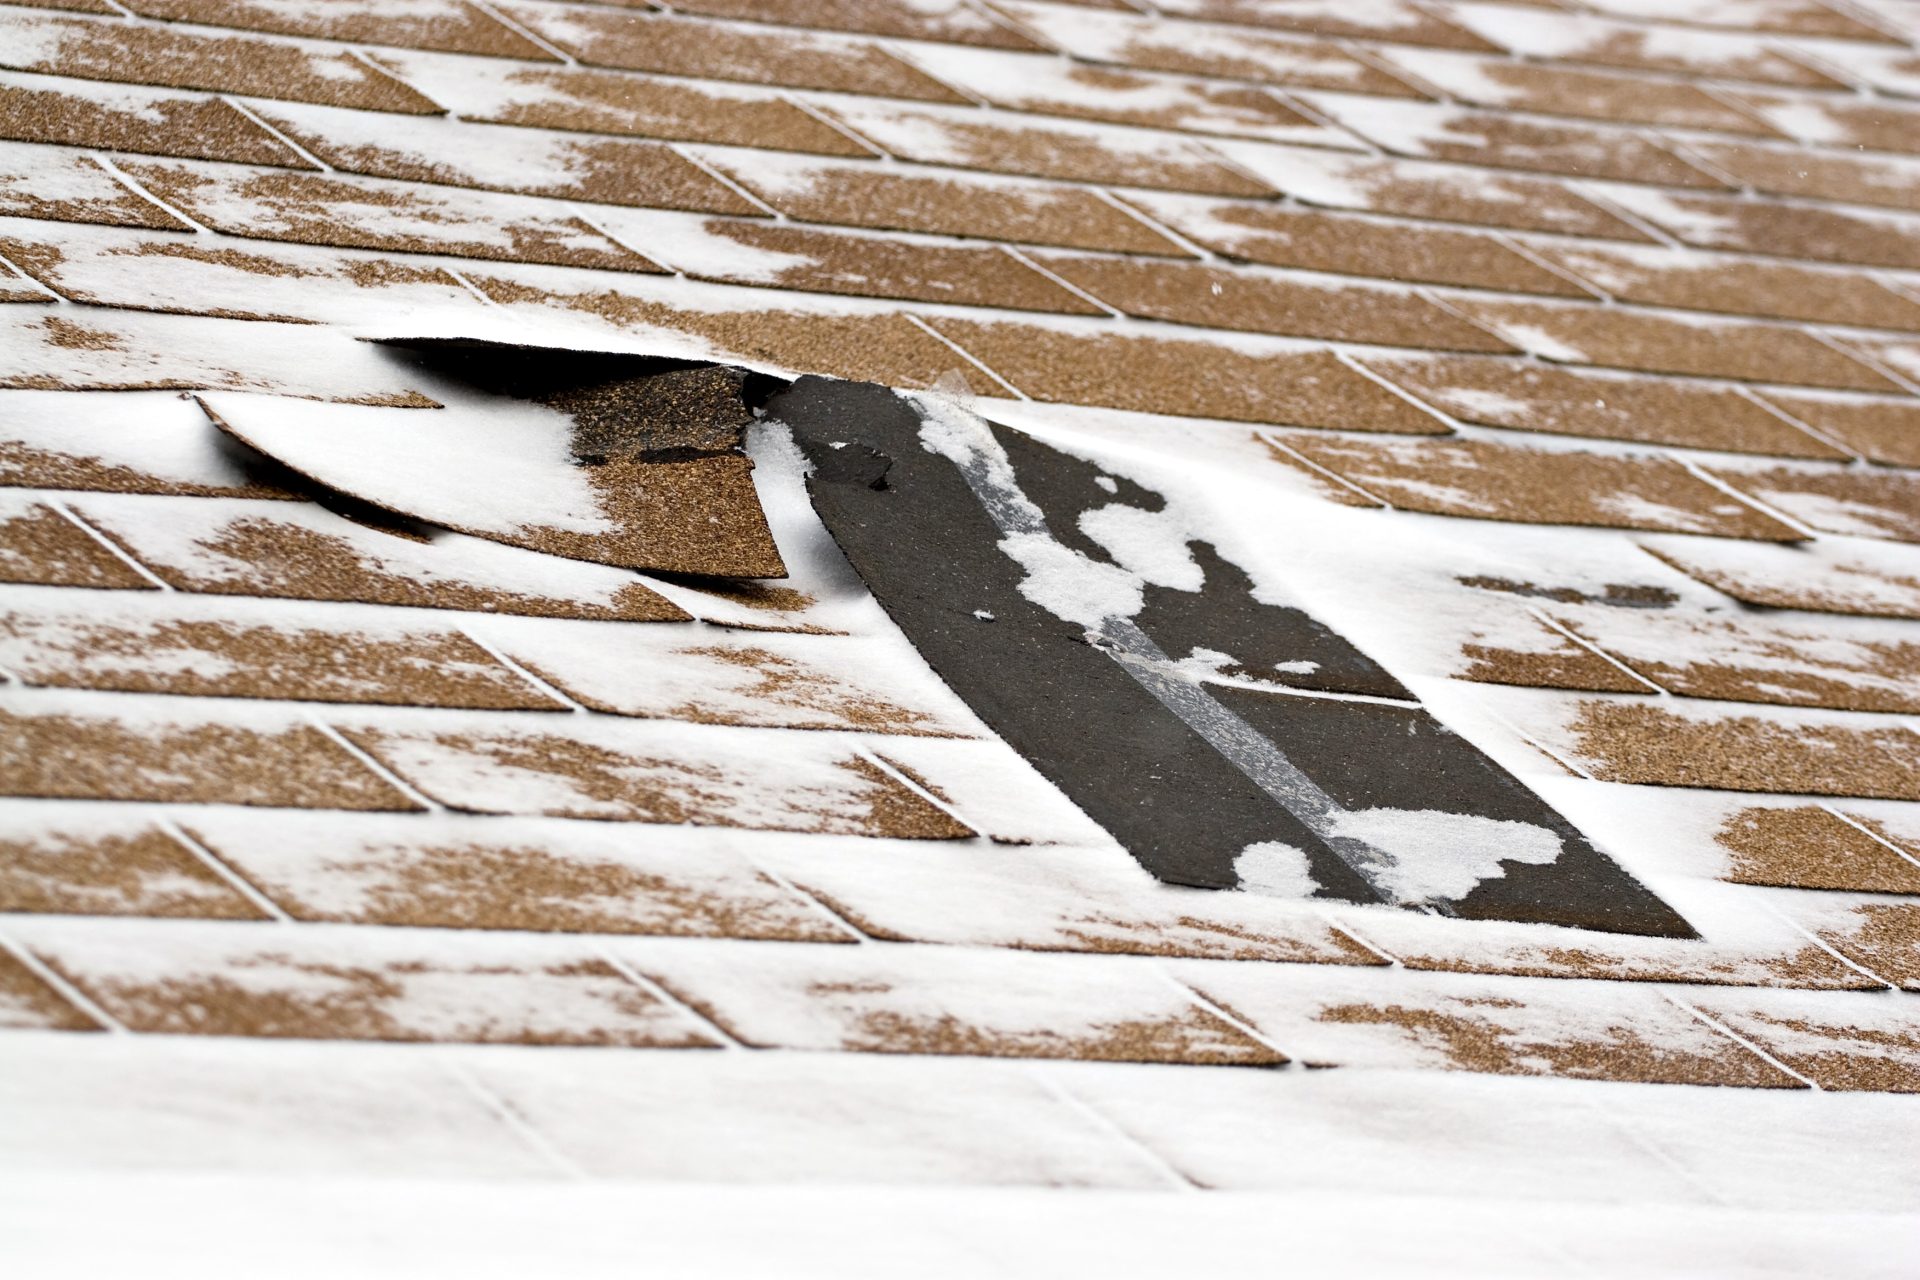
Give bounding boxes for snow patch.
[1328,807,1565,904]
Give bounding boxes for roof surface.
[2,0,1920,1273]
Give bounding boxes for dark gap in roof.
[770,374,1696,939]
[375,339,756,458]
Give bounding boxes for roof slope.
[3,0,1920,1270]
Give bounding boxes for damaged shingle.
[770,375,1692,937]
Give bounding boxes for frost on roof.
[5,0,1920,1263]
[771,375,1692,937]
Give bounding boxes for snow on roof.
[2,0,1919,1271]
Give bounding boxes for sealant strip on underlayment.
[768,375,1694,938]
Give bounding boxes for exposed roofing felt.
[2,0,1920,1272]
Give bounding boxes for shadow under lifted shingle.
[769,375,1693,938]
[205,341,786,578]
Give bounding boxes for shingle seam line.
[0,927,127,1033]
[158,818,296,923]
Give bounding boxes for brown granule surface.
[0,83,306,168]
[1449,299,1898,392]
[1558,699,1920,799]
[1706,464,1920,544]
[207,835,846,941]
[348,727,971,837]
[1543,25,1841,88]
[120,0,558,60]
[1313,999,1802,1087]
[1679,140,1920,214]
[121,163,659,273]
[1728,91,1920,159]
[0,614,566,710]
[1639,542,1920,621]
[562,456,783,577]
[841,756,977,839]
[1139,198,1589,296]
[4,15,444,114]
[1630,193,1920,272]
[1156,0,1493,50]
[1715,806,1920,895]
[1458,576,1679,610]
[665,0,1046,51]
[1817,903,1920,989]
[1352,109,1727,189]
[465,65,871,155]
[0,708,425,810]
[1363,355,1841,458]
[1038,254,1515,351]
[518,643,956,735]
[50,950,718,1046]
[826,1005,1286,1065]
[1537,244,1920,333]
[0,152,192,232]
[508,6,967,102]
[925,318,1450,431]
[97,510,688,622]
[0,504,156,589]
[0,827,262,918]
[561,365,753,458]
[716,160,1190,256]
[1414,60,1782,136]
[1393,939,1873,990]
[0,273,49,303]
[983,64,1318,136]
[0,435,297,499]
[1316,158,1654,242]
[820,105,1275,197]
[0,951,94,1030]
[1457,616,1653,694]
[1277,433,1804,539]
[1722,1013,1920,1093]
[1084,26,1422,97]
[6,0,122,11]
[1258,437,1389,507]
[1560,613,1920,714]
[264,116,761,216]
[682,219,1104,314]
[1759,394,1920,469]
[471,274,999,389]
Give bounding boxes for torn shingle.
[202,347,786,578]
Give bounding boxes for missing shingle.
[769,375,1694,938]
